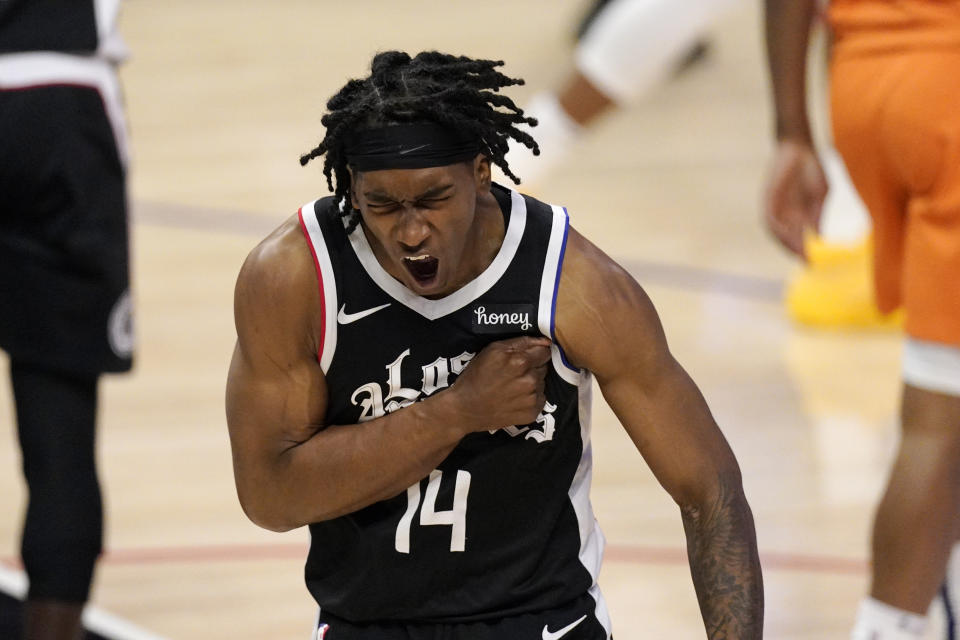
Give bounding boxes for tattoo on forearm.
[681,473,764,639]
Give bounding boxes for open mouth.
[403,255,440,285]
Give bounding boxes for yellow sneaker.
[785,234,904,330]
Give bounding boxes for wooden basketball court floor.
[0,1,933,638]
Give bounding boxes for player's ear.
[473,154,491,193]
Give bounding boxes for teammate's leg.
[873,383,960,612]
[852,354,960,638]
[574,0,736,106]
[507,0,738,185]
[12,360,102,640]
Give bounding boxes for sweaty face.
[351,156,495,298]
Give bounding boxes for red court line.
[0,558,20,571]
[1,543,867,575]
[105,542,308,564]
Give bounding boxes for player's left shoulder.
[555,226,664,372]
[558,226,639,316]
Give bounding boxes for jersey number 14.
[395,469,471,553]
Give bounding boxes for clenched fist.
[448,336,553,434]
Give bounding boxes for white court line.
[0,564,27,598]
[0,564,169,640]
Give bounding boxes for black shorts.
[314,593,611,640]
[0,84,132,374]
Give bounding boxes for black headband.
[343,123,481,171]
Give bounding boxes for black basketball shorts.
[0,84,133,374]
[313,592,611,640]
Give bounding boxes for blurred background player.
[764,0,960,638]
[509,0,894,330]
[503,0,739,185]
[0,1,133,638]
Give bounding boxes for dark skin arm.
[763,0,828,259]
[555,228,763,639]
[766,0,818,144]
[225,217,550,532]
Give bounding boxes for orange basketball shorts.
[831,47,960,345]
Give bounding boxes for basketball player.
[226,51,762,639]
[764,2,960,638]
[0,2,133,639]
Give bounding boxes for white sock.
[819,145,871,245]
[850,597,928,640]
[949,542,960,589]
[943,542,960,637]
[576,0,738,103]
[501,92,581,187]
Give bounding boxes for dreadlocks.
[299,51,539,232]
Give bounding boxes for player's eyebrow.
[416,184,454,199]
[363,183,454,202]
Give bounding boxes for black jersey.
[0,0,126,56]
[297,185,611,634]
[0,0,96,53]
[0,0,129,164]
[0,1,131,373]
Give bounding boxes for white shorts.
[902,338,960,397]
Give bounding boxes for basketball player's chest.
[324,305,538,426]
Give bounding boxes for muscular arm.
[555,229,763,638]
[765,0,819,143]
[226,218,466,531]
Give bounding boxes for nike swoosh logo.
[542,614,587,640]
[398,144,429,155]
[337,303,391,325]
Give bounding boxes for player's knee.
[22,492,103,555]
[22,471,103,603]
[22,524,101,602]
